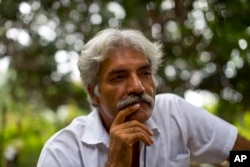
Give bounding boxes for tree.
[1,0,250,166]
[0,0,250,124]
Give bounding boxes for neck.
[98,107,113,132]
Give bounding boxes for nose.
[126,74,145,95]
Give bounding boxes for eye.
[144,71,152,76]
[141,70,152,78]
[111,74,126,82]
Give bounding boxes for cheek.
[98,97,117,120]
[99,87,123,115]
[101,84,125,102]
[146,80,156,95]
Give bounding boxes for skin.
[88,48,155,167]
[87,48,250,167]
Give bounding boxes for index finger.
[112,103,140,126]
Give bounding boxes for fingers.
[112,103,140,126]
[118,120,153,136]
[110,103,153,148]
[110,120,154,146]
[122,127,154,146]
[107,105,153,166]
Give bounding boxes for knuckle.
[130,120,139,125]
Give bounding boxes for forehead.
[99,48,150,74]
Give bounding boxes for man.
[37,28,250,167]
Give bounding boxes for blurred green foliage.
[0,82,87,166]
[0,0,250,166]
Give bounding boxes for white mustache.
[116,93,154,111]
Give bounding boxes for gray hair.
[77,28,163,105]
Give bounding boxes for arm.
[226,134,250,160]
[232,134,250,150]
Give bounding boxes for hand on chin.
[124,103,151,123]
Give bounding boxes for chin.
[125,109,151,123]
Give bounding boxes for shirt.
[37,93,238,167]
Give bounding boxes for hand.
[106,104,153,167]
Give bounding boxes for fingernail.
[150,130,154,135]
[150,139,154,145]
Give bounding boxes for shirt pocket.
[169,150,190,167]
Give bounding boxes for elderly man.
[37,28,250,167]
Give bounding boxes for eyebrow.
[107,64,152,77]
[138,64,152,71]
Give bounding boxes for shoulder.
[155,93,183,102]
[153,93,209,122]
[37,113,96,166]
[41,110,101,151]
[154,93,187,111]
[40,110,104,151]
[152,93,188,125]
[44,115,89,148]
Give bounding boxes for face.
[91,48,156,130]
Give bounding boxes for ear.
[87,85,100,106]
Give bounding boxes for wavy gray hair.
[78,28,163,105]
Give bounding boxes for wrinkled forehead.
[98,48,152,75]
[103,48,151,68]
[104,47,149,64]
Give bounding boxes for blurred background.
[0,0,249,166]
